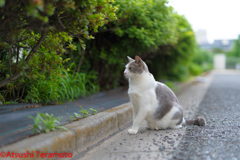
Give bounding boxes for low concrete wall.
[1,103,132,160]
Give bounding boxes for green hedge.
[78,0,196,88]
[0,0,213,104]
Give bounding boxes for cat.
[124,56,206,134]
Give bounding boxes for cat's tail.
[183,116,206,126]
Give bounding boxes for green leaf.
[0,0,5,7]
[57,126,68,131]
[45,128,50,133]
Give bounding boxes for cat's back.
[153,82,181,120]
[155,82,179,104]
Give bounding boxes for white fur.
[125,64,183,134]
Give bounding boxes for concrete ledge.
[0,103,132,160]
[108,103,132,129]
[65,109,119,153]
[2,130,75,160]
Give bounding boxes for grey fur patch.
[172,102,183,125]
[172,110,183,120]
[127,61,145,74]
[153,83,181,120]
[197,116,206,126]
[172,102,183,117]
[184,116,206,126]
[176,118,183,125]
[126,56,149,74]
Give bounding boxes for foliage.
[147,14,197,81]
[28,113,68,134]
[0,0,117,49]
[189,46,213,75]
[85,0,178,88]
[227,37,240,57]
[24,71,98,104]
[226,36,240,69]
[0,0,117,102]
[68,107,97,122]
[78,0,213,87]
[189,63,203,76]
[112,0,177,49]
[0,31,74,103]
[0,0,215,104]
[90,108,97,115]
[69,115,73,121]
[69,112,81,121]
[226,57,240,69]
[80,106,90,118]
[74,112,82,118]
[69,112,82,122]
[69,107,97,122]
[212,48,226,54]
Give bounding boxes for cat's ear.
[135,56,142,64]
[127,56,134,62]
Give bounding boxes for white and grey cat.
[124,56,206,134]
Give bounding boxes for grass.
[80,106,89,118]
[27,106,98,135]
[28,113,68,134]
[69,106,98,121]
[24,71,99,104]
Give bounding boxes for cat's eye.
[129,67,131,70]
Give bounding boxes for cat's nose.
[124,72,126,74]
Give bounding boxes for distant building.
[211,39,235,51]
[199,39,235,51]
[196,29,209,44]
[195,29,235,51]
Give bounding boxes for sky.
[167,0,240,43]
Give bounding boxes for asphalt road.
[172,70,240,160]
[75,70,240,160]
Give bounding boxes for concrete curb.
[1,103,132,160]
[2,129,76,160]
[64,102,132,153]
[0,71,210,160]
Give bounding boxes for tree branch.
[77,38,85,73]
[91,27,117,35]
[57,14,66,29]
[25,26,48,62]
[8,45,12,76]
[0,26,49,88]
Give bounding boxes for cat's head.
[124,56,149,78]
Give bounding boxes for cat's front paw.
[128,129,138,134]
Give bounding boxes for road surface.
[73,70,240,160]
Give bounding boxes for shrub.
[85,0,178,88]
[146,14,197,81]
[226,57,240,69]
[189,62,203,76]
[24,71,99,104]
[0,0,117,102]
[191,46,213,73]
